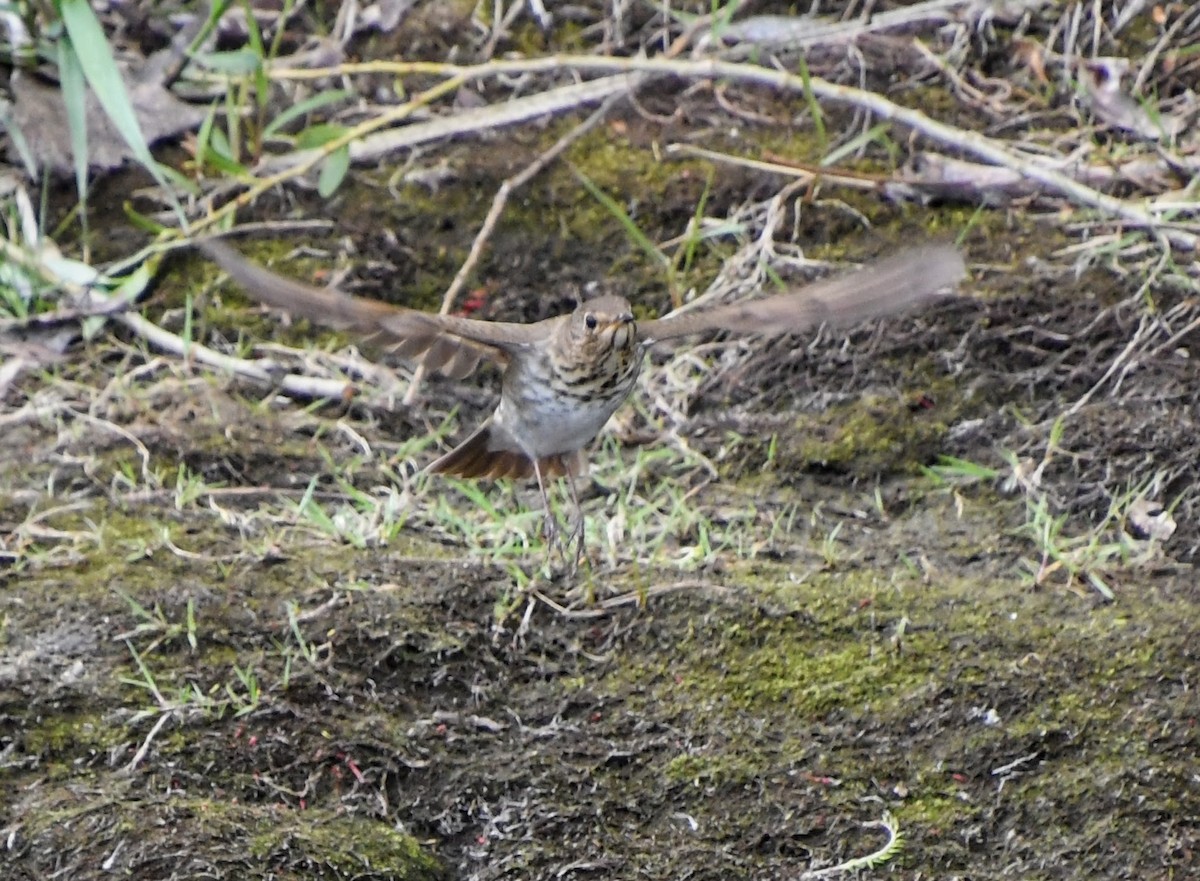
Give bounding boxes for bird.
[199,239,966,564]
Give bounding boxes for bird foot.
[538,510,587,577]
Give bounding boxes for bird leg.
[532,459,587,574]
[563,473,586,574]
[532,458,559,549]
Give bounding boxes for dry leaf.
[6,63,207,178]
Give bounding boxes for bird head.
[561,295,637,361]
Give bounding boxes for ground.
[2,3,1199,880]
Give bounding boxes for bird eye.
[584,313,598,330]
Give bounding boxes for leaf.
[198,124,251,176]
[112,261,154,305]
[56,37,90,223]
[295,122,350,149]
[124,203,171,234]
[56,0,182,216]
[318,145,350,197]
[80,314,107,341]
[573,166,672,275]
[153,163,200,197]
[264,89,354,139]
[57,0,155,172]
[822,122,893,167]
[0,103,39,178]
[192,48,264,75]
[40,254,100,287]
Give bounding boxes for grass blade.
[56,0,182,217]
[55,37,90,246]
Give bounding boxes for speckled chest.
[495,335,644,458]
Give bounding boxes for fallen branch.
[114,311,358,401]
[261,54,1198,248]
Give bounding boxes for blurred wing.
[198,239,546,378]
[640,245,966,343]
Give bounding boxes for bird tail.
[426,419,583,481]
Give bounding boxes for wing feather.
[199,239,547,375]
[442,344,487,380]
[640,245,966,342]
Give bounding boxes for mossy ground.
[5,485,1196,878]
[3,4,1199,881]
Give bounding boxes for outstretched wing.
[639,245,966,343]
[198,240,549,378]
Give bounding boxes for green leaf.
[80,314,107,341]
[56,36,90,226]
[198,124,250,176]
[263,89,354,139]
[192,48,264,75]
[240,3,270,118]
[206,125,235,161]
[154,163,201,197]
[795,54,826,152]
[318,145,350,197]
[112,261,154,304]
[203,150,251,177]
[56,0,182,216]
[0,104,38,178]
[295,122,350,149]
[57,1,152,168]
[124,203,171,235]
[822,122,893,167]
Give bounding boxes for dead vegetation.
[2,2,1199,879]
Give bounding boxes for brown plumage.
[199,239,966,560]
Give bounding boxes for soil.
[2,3,1198,880]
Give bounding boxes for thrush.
[200,239,965,562]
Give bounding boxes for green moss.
[662,751,769,787]
[623,571,956,724]
[23,713,120,759]
[6,28,1194,877]
[786,395,946,475]
[763,389,940,478]
[16,795,440,880]
[899,793,975,829]
[247,809,439,878]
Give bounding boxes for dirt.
[3,3,1199,880]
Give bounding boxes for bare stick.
[266,54,1199,248]
[115,311,359,401]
